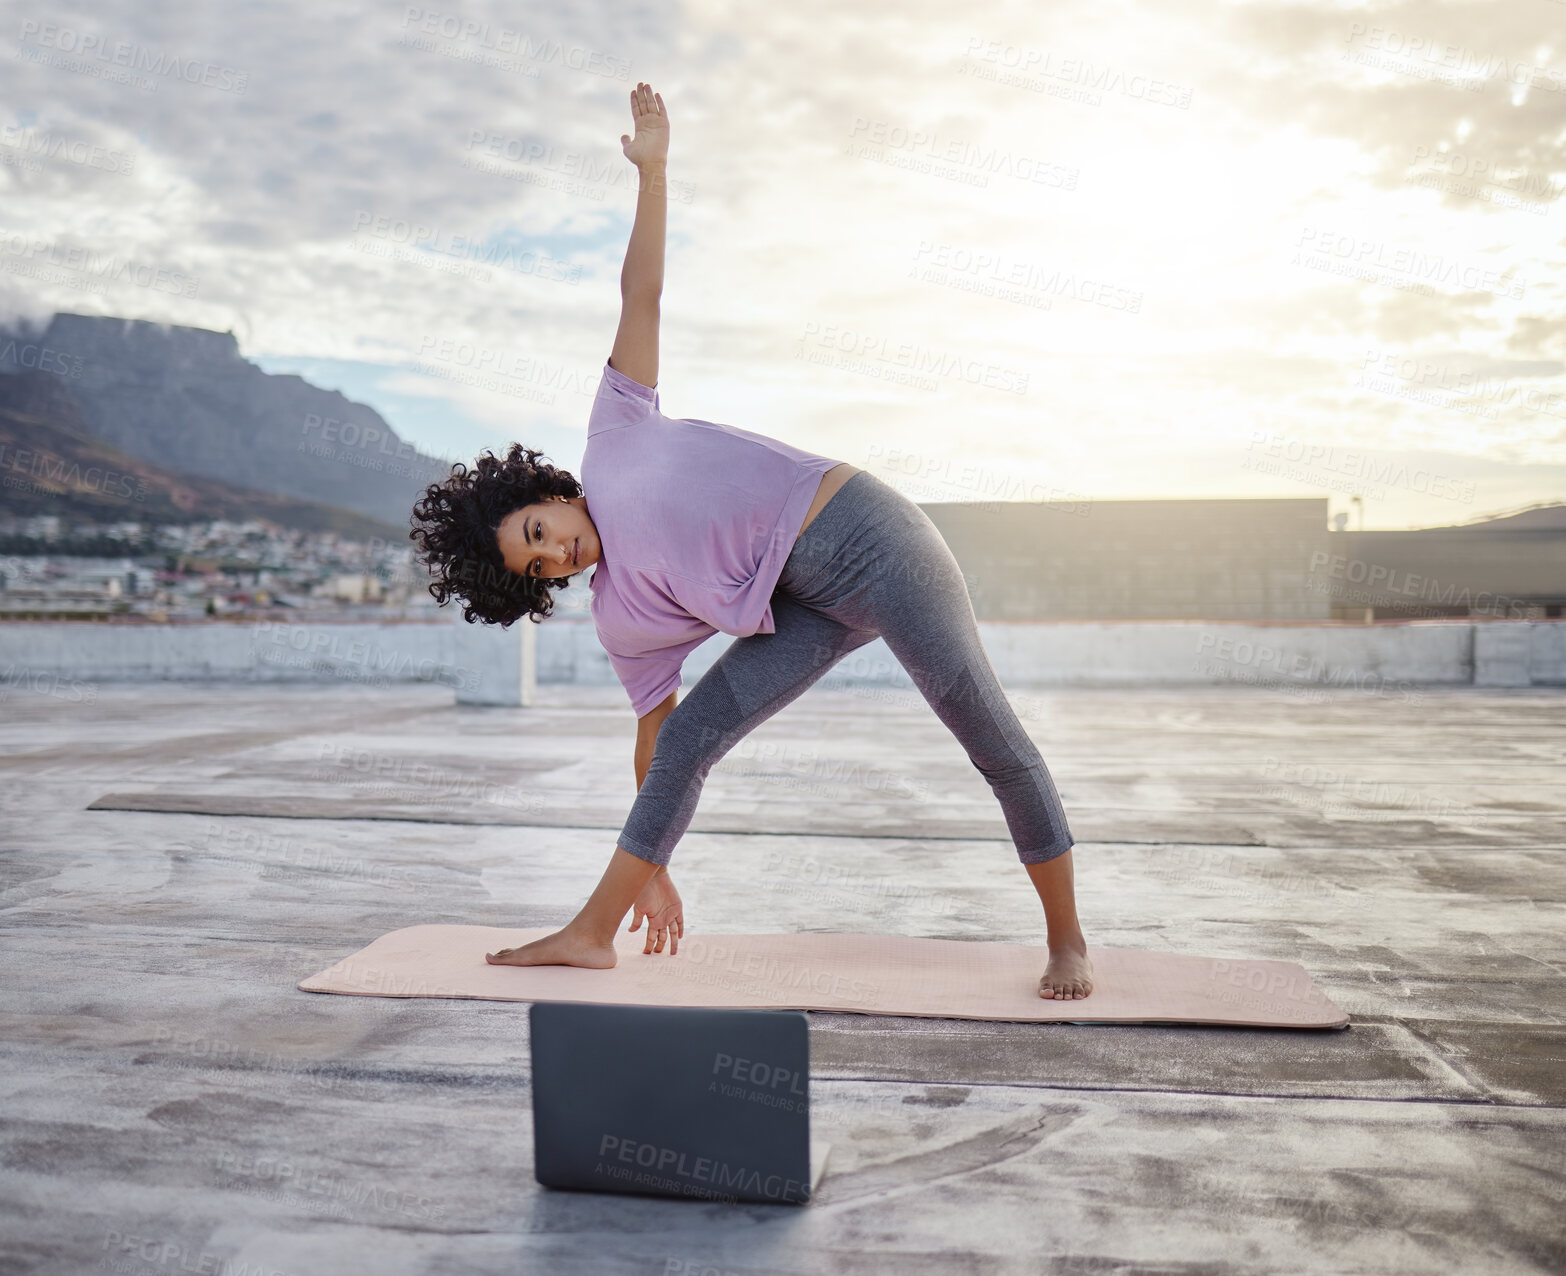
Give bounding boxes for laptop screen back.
[530,1002,814,1205]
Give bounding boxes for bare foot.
[1039,938,1094,1000]
[486,926,617,969]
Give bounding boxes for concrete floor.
[2,677,1563,1274]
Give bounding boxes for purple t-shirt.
[580,361,842,717]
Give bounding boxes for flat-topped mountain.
[0,368,405,539]
[0,312,452,528]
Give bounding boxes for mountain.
[0,368,406,539]
[0,313,452,527]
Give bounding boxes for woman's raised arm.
[609,82,668,389]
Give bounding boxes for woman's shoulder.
[588,360,661,435]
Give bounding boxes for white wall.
[0,612,531,705]
[2,616,1563,705]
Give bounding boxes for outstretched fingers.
[630,82,666,120]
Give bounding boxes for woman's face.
[496,496,601,581]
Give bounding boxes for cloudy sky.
[2,0,1561,529]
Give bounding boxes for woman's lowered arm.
[610,82,668,389]
[634,690,678,790]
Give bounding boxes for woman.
[409,83,1093,1000]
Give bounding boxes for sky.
[1,0,1562,530]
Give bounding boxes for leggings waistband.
[796,469,881,549]
[780,469,890,590]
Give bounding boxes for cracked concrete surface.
[2,679,1563,1274]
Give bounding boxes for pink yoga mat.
[298,926,1349,1028]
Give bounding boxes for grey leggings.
[614,469,1075,867]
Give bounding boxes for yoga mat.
[299,926,1349,1028]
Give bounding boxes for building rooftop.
[3,678,1562,1273]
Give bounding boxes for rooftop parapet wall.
[3,618,1563,705]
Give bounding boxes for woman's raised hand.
[619,81,669,168]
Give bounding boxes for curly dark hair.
[409,443,583,626]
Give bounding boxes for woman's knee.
[653,701,738,774]
[974,744,1044,785]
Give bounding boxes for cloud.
[0,0,1559,529]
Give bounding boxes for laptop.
[529,1002,831,1205]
